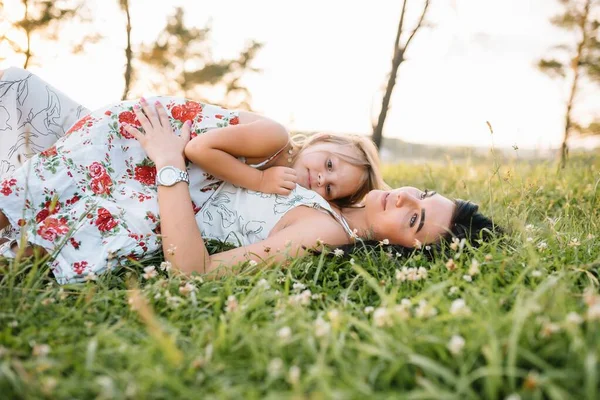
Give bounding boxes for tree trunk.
[560,0,591,169]
[372,0,408,150]
[121,0,133,100]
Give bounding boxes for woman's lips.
[307,170,312,189]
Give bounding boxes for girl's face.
[292,142,365,202]
[364,187,456,247]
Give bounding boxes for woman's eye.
[420,189,429,200]
[410,213,418,227]
[327,160,333,170]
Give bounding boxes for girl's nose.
[317,173,323,187]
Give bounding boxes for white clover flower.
[327,309,341,324]
[267,358,284,377]
[166,244,177,256]
[85,272,98,282]
[349,258,355,265]
[256,278,270,290]
[469,259,480,276]
[292,282,306,292]
[525,224,535,232]
[333,248,344,257]
[179,282,195,296]
[566,312,584,326]
[142,265,157,280]
[364,306,374,314]
[314,317,331,337]
[248,260,258,267]
[449,298,471,316]
[505,394,521,400]
[414,239,422,249]
[395,252,402,258]
[287,365,301,385]
[463,275,473,282]
[393,303,411,320]
[225,295,238,313]
[569,238,581,247]
[373,307,391,327]
[531,270,543,278]
[425,245,431,251]
[526,237,534,243]
[380,238,390,246]
[587,303,600,321]
[449,286,459,295]
[445,259,457,271]
[447,335,465,355]
[288,289,312,306]
[450,237,460,251]
[277,326,292,341]
[537,241,548,251]
[416,267,428,280]
[159,261,172,271]
[395,268,407,282]
[539,321,561,338]
[32,344,51,357]
[415,300,438,319]
[8,320,18,328]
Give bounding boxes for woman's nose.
[395,191,417,208]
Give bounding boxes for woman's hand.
[123,98,192,168]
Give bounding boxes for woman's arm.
[185,115,297,196]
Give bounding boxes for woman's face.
[365,187,456,247]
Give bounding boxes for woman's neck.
[337,206,370,239]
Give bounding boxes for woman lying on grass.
[0,69,500,284]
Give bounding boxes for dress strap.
[310,203,355,240]
[247,140,290,169]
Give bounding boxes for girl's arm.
[185,116,297,196]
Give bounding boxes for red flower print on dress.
[134,165,157,186]
[88,162,107,179]
[118,110,141,139]
[215,114,223,119]
[69,237,81,249]
[73,261,88,275]
[66,115,93,136]
[95,207,118,232]
[171,101,203,123]
[1,178,17,196]
[90,175,113,195]
[229,116,239,125]
[40,146,57,157]
[37,217,70,242]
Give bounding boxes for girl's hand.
[258,166,297,196]
[123,98,192,168]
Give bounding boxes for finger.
[133,104,152,131]
[281,180,296,191]
[277,188,292,196]
[181,120,192,143]
[155,102,171,131]
[123,124,144,142]
[139,97,160,128]
[283,167,297,175]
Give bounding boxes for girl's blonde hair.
[291,132,389,207]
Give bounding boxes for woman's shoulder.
[271,204,351,245]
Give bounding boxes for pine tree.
[136,7,262,109]
[538,0,600,168]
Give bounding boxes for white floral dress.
[0,96,239,283]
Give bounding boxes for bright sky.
[2,0,599,150]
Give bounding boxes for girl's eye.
[410,213,418,227]
[420,189,429,200]
[327,159,333,170]
[326,184,332,195]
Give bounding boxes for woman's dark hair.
[332,199,502,259]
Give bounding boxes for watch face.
[159,167,178,186]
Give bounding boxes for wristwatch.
[156,166,189,187]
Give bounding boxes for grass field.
[1,154,599,399]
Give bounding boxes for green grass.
[1,154,599,399]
